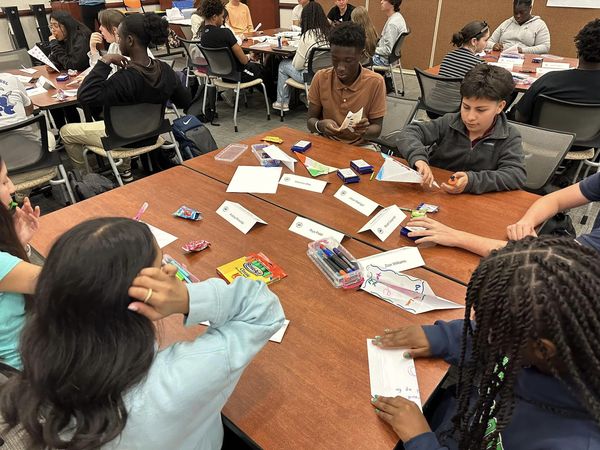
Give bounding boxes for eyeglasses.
[49,22,60,29]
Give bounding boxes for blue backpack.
[172,115,218,160]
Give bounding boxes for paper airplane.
[28,45,59,73]
[295,153,338,177]
[375,158,422,183]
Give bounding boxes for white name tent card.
[279,174,327,193]
[145,223,177,248]
[289,216,345,242]
[262,145,297,171]
[357,247,425,273]
[541,61,571,69]
[227,166,282,194]
[28,45,59,73]
[367,340,422,408]
[216,200,267,234]
[36,76,56,91]
[358,205,406,242]
[333,185,379,216]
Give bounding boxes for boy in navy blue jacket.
[371,238,600,450]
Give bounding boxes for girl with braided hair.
[371,236,600,450]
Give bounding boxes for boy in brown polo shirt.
[307,22,386,145]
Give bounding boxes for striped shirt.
[439,47,484,79]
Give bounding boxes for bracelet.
[314,120,323,134]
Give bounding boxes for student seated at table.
[372,0,407,67]
[307,22,386,146]
[0,73,56,151]
[395,64,526,194]
[48,11,91,72]
[225,0,253,34]
[60,13,191,183]
[292,0,313,27]
[351,6,378,62]
[486,0,550,54]
[273,1,330,112]
[327,0,355,25]
[402,170,600,257]
[191,0,204,39]
[0,217,285,449]
[513,18,600,124]
[371,237,600,450]
[438,20,488,79]
[0,156,41,370]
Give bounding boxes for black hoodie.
[78,58,191,110]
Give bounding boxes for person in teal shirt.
[1,217,285,449]
[0,155,41,370]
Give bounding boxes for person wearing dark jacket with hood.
[60,13,191,183]
[371,237,600,450]
[395,64,526,195]
[48,11,91,72]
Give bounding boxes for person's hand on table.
[13,197,40,247]
[101,54,129,68]
[414,160,435,188]
[492,43,503,51]
[128,265,190,320]
[372,325,431,358]
[89,32,103,54]
[371,395,431,442]
[506,220,538,240]
[405,216,463,247]
[441,172,468,194]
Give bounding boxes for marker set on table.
[307,238,364,289]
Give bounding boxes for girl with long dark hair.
[48,11,92,72]
[273,1,331,111]
[371,237,600,449]
[0,156,41,370]
[0,217,285,448]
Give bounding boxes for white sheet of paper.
[216,200,267,234]
[375,158,422,183]
[360,267,463,314]
[541,61,571,69]
[269,319,290,343]
[15,75,32,84]
[489,61,515,71]
[19,67,37,75]
[358,205,406,242]
[279,174,327,193]
[227,166,282,194]
[26,86,46,96]
[333,185,379,216]
[201,320,290,343]
[338,107,363,131]
[262,145,297,172]
[357,247,425,272]
[289,216,345,242]
[145,223,177,248]
[28,45,59,72]
[367,340,422,408]
[502,45,520,54]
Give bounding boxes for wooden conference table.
[31,166,467,449]
[184,127,539,285]
[7,66,80,110]
[427,51,579,91]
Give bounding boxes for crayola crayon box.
[216,252,287,285]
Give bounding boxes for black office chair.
[0,49,32,72]
[30,4,51,43]
[530,94,600,223]
[372,30,411,97]
[177,37,208,88]
[280,46,331,121]
[82,103,183,186]
[199,45,270,132]
[0,115,76,205]
[509,121,575,193]
[414,67,463,118]
[369,98,420,155]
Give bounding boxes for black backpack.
[68,172,115,201]
[186,83,219,125]
[172,115,218,159]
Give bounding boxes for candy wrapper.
[173,205,202,221]
[182,240,211,253]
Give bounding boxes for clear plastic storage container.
[214,143,248,162]
[252,143,281,167]
[307,238,364,289]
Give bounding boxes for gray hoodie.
[395,112,527,194]
[486,15,550,54]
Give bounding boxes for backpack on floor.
[68,171,115,201]
[186,83,219,125]
[172,115,218,159]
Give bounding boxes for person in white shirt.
[0,217,285,449]
[372,0,407,66]
[291,0,313,27]
[486,0,550,54]
[273,1,330,111]
[0,73,55,151]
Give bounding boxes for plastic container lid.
[252,144,281,167]
[214,144,248,162]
